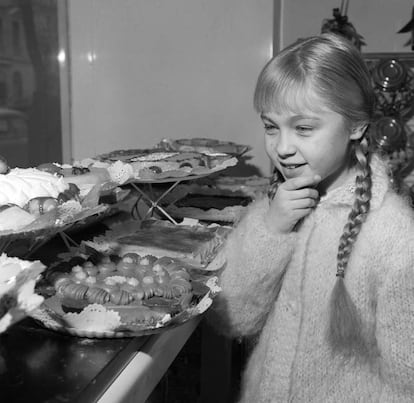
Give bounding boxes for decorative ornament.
[370,116,407,154]
[321,0,366,50]
[365,55,414,187]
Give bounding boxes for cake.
[164,193,252,222]
[0,167,76,231]
[94,148,238,181]
[0,168,68,208]
[0,166,87,232]
[37,162,112,196]
[0,162,118,233]
[115,219,231,267]
[51,253,194,323]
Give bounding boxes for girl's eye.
[296,126,313,135]
[264,124,279,134]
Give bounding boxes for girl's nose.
[276,132,296,157]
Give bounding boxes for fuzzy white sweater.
[212,156,414,402]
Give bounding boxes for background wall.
[279,0,414,51]
[67,0,273,174]
[66,1,414,174]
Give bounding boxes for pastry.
[116,219,231,267]
[25,197,59,217]
[53,253,194,310]
[96,148,176,163]
[165,193,252,222]
[94,148,238,181]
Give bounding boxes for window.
[0,0,67,168]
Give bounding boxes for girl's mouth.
[281,163,306,170]
[279,162,308,178]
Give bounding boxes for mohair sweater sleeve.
[376,211,414,401]
[208,198,296,338]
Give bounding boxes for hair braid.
[268,168,283,200]
[328,136,373,359]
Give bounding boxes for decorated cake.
[89,219,231,268]
[53,254,192,305]
[37,162,113,196]
[94,148,238,181]
[30,247,219,334]
[0,167,69,208]
[32,255,219,337]
[0,159,115,237]
[0,166,84,232]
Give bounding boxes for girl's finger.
[290,198,318,210]
[287,187,319,201]
[282,175,321,191]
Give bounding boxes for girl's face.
[262,105,364,193]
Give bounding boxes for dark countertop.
[0,317,149,403]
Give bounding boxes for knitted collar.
[318,154,391,211]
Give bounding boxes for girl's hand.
[266,175,321,235]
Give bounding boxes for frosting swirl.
[0,168,68,208]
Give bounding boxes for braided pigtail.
[268,168,283,200]
[328,136,373,359]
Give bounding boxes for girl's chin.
[280,165,311,179]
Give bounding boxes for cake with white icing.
[0,168,68,208]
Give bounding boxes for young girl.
[210,33,414,402]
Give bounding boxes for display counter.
[0,315,200,403]
[0,214,236,403]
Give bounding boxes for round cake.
[52,253,194,322]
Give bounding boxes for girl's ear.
[349,124,368,141]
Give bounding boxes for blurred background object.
[321,0,366,50]
[0,0,63,167]
[364,53,414,195]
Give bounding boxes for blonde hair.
[257,33,376,359]
[329,136,373,360]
